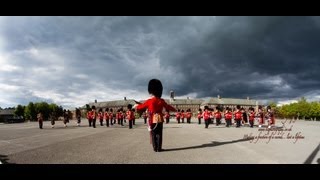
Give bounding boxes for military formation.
[36,79,275,153]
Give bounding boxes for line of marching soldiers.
[171,105,275,129]
[86,105,136,129]
[37,104,274,130]
[192,105,275,129]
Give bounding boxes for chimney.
[94,99,97,103]
[217,95,221,99]
[124,97,127,101]
[247,97,250,100]
[170,91,175,101]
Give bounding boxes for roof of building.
[0,109,15,115]
[201,97,257,106]
[86,99,137,109]
[82,97,258,109]
[164,98,204,105]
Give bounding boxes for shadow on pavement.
[0,154,14,164]
[164,138,253,152]
[304,143,320,164]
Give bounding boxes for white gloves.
[132,104,138,109]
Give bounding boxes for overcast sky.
[1,16,320,108]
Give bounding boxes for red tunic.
[186,112,192,119]
[164,112,170,119]
[108,112,113,120]
[104,112,109,120]
[215,112,222,119]
[136,96,176,124]
[202,110,211,121]
[225,112,232,120]
[197,112,202,119]
[126,110,135,121]
[180,112,185,119]
[176,112,181,119]
[249,112,255,121]
[98,112,103,120]
[234,110,242,121]
[258,111,264,124]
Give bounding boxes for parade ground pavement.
[0,118,319,164]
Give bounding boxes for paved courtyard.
[0,118,319,164]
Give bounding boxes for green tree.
[25,102,37,121]
[35,102,50,120]
[56,106,64,117]
[297,97,310,119]
[14,105,25,118]
[309,102,320,120]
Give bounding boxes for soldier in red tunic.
[87,108,92,127]
[234,105,243,128]
[176,109,181,124]
[186,109,192,124]
[181,110,185,123]
[109,108,114,126]
[202,106,211,128]
[248,107,255,128]
[197,108,202,124]
[104,108,110,127]
[134,79,176,152]
[91,106,97,128]
[164,110,170,124]
[37,111,44,129]
[258,105,264,128]
[266,106,275,129]
[98,108,104,126]
[225,107,233,127]
[119,108,124,126]
[214,108,222,126]
[126,104,135,129]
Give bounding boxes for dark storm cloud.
[1,16,320,108]
[158,16,320,102]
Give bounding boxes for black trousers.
[39,121,43,129]
[100,119,103,126]
[133,119,135,125]
[249,120,254,127]
[182,118,184,123]
[88,119,92,127]
[120,118,124,126]
[177,118,180,123]
[198,118,201,124]
[77,117,81,124]
[187,118,191,124]
[216,119,221,126]
[236,119,241,127]
[106,119,109,127]
[150,123,163,151]
[226,119,232,127]
[51,120,55,125]
[205,120,210,128]
[129,120,133,129]
[144,118,147,124]
[166,118,169,124]
[92,119,96,128]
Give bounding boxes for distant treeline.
[272,97,320,120]
[14,102,67,121]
